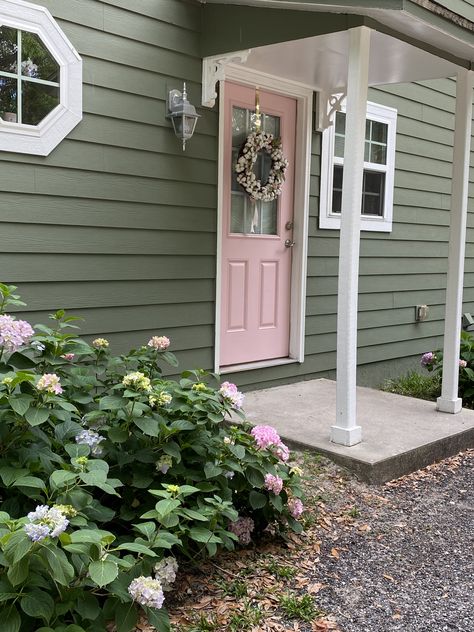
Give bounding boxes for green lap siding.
[0,0,216,367]
[1,0,473,389]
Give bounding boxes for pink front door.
[220,82,296,367]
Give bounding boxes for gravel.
[313,451,474,632]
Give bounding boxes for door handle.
[284,239,295,248]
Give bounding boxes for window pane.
[364,141,370,162]
[371,120,387,143]
[21,32,59,82]
[370,143,387,165]
[0,26,18,74]
[22,81,59,125]
[0,76,17,122]
[365,119,371,141]
[362,171,385,216]
[231,193,246,233]
[334,134,345,158]
[332,165,343,214]
[335,111,345,134]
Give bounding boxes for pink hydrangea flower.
[421,352,436,366]
[148,336,170,351]
[228,516,254,545]
[251,425,281,450]
[36,373,63,395]
[251,425,290,461]
[264,473,283,495]
[0,315,34,353]
[287,498,304,519]
[219,381,244,409]
[459,359,467,368]
[61,353,75,361]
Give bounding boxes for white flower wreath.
[234,131,288,202]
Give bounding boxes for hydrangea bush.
[0,283,303,632]
[421,330,474,407]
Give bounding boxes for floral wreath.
[234,131,288,202]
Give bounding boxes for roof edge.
[409,0,474,32]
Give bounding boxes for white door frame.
[214,65,313,374]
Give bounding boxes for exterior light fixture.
[167,82,200,151]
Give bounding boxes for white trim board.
[214,64,313,374]
[0,0,82,156]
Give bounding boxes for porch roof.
[200,1,474,90]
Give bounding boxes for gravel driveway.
[314,450,474,632]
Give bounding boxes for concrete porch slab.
[240,378,474,484]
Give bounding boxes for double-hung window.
[319,100,397,232]
[0,0,82,156]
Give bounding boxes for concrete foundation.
[239,378,474,484]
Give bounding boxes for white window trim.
[0,0,82,156]
[319,99,397,233]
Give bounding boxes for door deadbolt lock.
[284,239,295,248]
[285,220,294,230]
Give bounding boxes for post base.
[436,397,462,414]
[330,424,362,446]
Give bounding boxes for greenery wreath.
[235,131,288,202]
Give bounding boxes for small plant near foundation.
[228,601,264,630]
[348,505,361,518]
[190,613,220,632]
[266,559,298,580]
[218,578,248,598]
[419,331,474,407]
[279,592,320,621]
[381,370,441,401]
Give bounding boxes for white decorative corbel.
[202,50,251,107]
[315,91,346,131]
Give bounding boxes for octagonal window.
[0,26,60,125]
[0,0,82,156]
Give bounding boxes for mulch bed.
[140,448,474,631]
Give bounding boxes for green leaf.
[204,462,222,479]
[134,417,160,437]
[229,444,245,459]
[270,494,283,512]
[99,396,128,410]
[249,490,267,510]
[0,605,21,632]
[246,467,265,487]
[116,542,157,557]
[3,530,33,565]
[9,394,33,416]
[170,419,195,431]
[116,602,138,632]
[89,559,119,587]
[160,351,179,367]
[108,427,129,443]
[189,527,222,544]
[7,557,29,587]
[25,407,49,427]
[12,475,46,489]
[42,546,75,586]
[80,470,107,486]
[162,441,181,461]
[8,352,36,369]
[70,529,103,544]
[179,508,208,522]
[50,470,77,489]
[75,593,101,621]
[155,498,181,518]
[21,589,54,622]
[145,607,170,632]
[0,467,28,487]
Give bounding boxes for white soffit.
[243,29,459,92]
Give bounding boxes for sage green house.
[1,1,473,438]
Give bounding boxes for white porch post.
[331,26,371,446]
[437,69,474,414]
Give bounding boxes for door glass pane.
[231,105,280,235]
[331,165,343,214]
[0,26,18,74]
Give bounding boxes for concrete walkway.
[241,378,474,483]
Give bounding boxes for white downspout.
[437,69,474,414]
[331,26,371,446]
